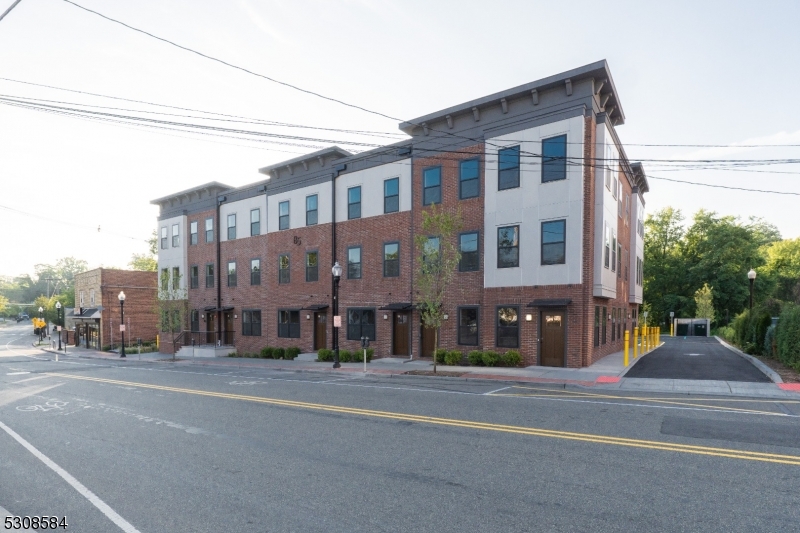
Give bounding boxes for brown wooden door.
[421,325,436,358]
[205,312,215,344]
[393,313,409,356]
[224,312,234,345]
[541,311,565,367]
[314,313,326,350]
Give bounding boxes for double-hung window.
[190,221,198,245]
[459,158,479,199]
[497,226,519,268]
[459,232,479,272]
[250,259,261,286]
[161,268,169,290]
[205,264,214,288]
[348,186,361,219]
[227,261,237,287]
[205,217,214,243]
[458,307,479,346]
[172,267,180,290]
[172,224,180,247]
[498,146,520,190]
[227,214,236,240]
[190,310,200,332]
[160,227,167,249]
[618,244,622,277]
[602,306,607,344]
[250,209,260,236]
[541,220,566,265]
[347,308,375,341]
[542,135,567,183]
[423,237,440,268]
[242,310,261,337]
[279,201,290,230]
[383,242,399,277]
[604,225,611,269]
[347,246,362,279]
[611,233,617,273]
[279,255,289,284]
[278,310,300,338]
[306,251,318,282]
[306,195,318,226]
[594,306,600,347]
[496,306,519,348]
[190,265,199,289]
[384,178,399,213]
[423,167,441,205]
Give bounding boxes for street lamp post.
[56,301,63,350]
[118,291,126,358]
[38,306,44,343]
[332,261,342,369]
[748,268,757,310]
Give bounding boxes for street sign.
[120,325,126,332]
[333,315,341,328]
[57,326,62,332]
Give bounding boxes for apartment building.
[151,60,647,367]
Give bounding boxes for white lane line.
[484,386,511,395]
[7,372,30,375]
[0,420,141,533]
[12,375,52,384]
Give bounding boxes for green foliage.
[482,351,500,367]
[273,347,285,360]
[434,348,447,364]
[260,347,274,359]
[776,304,800,369]
[502,350,522,367]
[443,350,463,366]
[467,350,484,366]
[694,283,715,321]
[339,349,352,363]
[285,347,301,360]
[317,348,333,362]
[764,325,777,358]
[227,351,238,357]
[732,306,774,355]
[129,230,158,271]
[717,325,736,342]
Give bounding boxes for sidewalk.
[36,341,800,399]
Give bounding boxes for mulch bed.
[754,356,800,383]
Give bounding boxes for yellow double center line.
[48,372,800,466]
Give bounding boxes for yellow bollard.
[670,323,674,337]
[624,330,630,366]
[633,326,639,359]
[644,326,649,352]
[156,334,159,349]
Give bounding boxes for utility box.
[673,318,711,337]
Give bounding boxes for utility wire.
[0,204,150,241]
[0,0,22,23]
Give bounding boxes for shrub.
[227,351,238,357]
[339,350,352,363]
[317,348,333,362]
[482,351,500,367]
[352,348,374,362]
[503,350,522,367]
[366,347,374,362]
[434,348,447,364]
[467,350,484,366]
[444,350,462,366]
[717,325,735,343]
[285,347,301,360]
[776,304,800,369]
[260,347,274,359]
[273,347,285,360]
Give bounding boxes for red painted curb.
[595,376,621,383]
[778,383,800,392]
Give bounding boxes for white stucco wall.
[334,159,411,222]
[156,214,187,291]
[220,194,267,241]
[592,125,620,298]
[483,116,585,288]
[267,182,332,233]
[629,197,644,304]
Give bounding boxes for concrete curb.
[619,342,664,378]
[1,504,11,518]
[715,336,782,383]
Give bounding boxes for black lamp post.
[38,306,44,343]
[56,301,63,351]
[118,291,126,358]
[332,261,342,369]
[748,268,757,310]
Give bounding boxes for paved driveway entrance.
[624,337,772,382]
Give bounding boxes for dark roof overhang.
[527,299,572,308]
[378,303,413,311]
[300,304,329,311]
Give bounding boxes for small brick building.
[72,268,158,349]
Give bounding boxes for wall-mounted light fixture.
[608,314,612,320]
[383,314,388,320]
[306,314,311,320]
[525,314,533,321]
[234,314,238,319]
[443,314,449,320]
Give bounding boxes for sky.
[1,0,799,278]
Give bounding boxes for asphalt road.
[624,336,772,382]
[2,322,800,532]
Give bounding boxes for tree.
[156,268,187,356]
[761,238,800,303]
[643,207,691,326]
[0,294,8,318]
[129,230,158,271]
[414,204,462,373]
[694,283,715,322]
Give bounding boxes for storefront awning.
[300,304,329,311]
[527,299,572,308]
[71,308,101,320]
[379,302,413,311]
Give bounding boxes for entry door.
[393,313,409,356]
[540,311,565,367]
[224,312,234,345]
[314,313,326,350]
[205,312,216,344]
[421,325,436,358]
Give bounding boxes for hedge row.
[435,349,522,367]
[228,346,301,359]
[722,301,800,370]
[317,348,374,363]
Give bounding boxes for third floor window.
[250,209,260,236]
[384,178,399,213]
[423,167,441,206]
[459,158,479,199]
[227,214,236,240]
[306,195,318,226]
[279,201,290,230]
[498,146,520,190]
[348,186,361,219]
[190,221,198,245]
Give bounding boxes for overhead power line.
[0,0,23,23]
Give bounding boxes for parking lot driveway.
[624,336,772,382]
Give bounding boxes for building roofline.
[258,146,353,176]
[150,181,233,206]
[630,162,649,194]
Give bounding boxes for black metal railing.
[172,330,235,350]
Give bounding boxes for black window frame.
[347,246,362,279]
[459,157,480,199]
[611,232,617,273]
[161,268,169,291]
[594,306,600,347]
[347,307,376,341]
[250,208,260,236]
[160,226,167,250]
[172,224,180,247]
[458,306,479,346]
[618,244,622,278]
[611,308,616,342]
[348,186,362,220]
[423,236,440,267]
[227,213,236,240]
[190,221,198,245]
[422,166,442,206]
[602,306,607,344]
[497,225,520,269]
[250,258,261,286]
[541,134,567,183]
[278,254,290,284]
[384,177,399,214]
[459,231,479,272]
[604,225,610,269]
[541,220,566,266]
[227,261,237,287]
[242,309,262,337]
[190,309,200,332]
[171,266,180,290]
[278,309,300,338]
[383,242,399,278]
[306,251,319,282]
[190,265,199,289]
[498,145,520,190]
[306,194,318,226]
[205,217,214,243]
[279,201,290,230]
[496,305,520,348]
[205,263,214,288]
